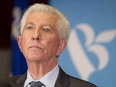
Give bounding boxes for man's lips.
[28,45,43,50]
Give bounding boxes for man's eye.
[25,25,33,30]
[42,27,52,33]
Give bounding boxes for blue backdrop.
[50,0,116,87]
[11,0,28,76]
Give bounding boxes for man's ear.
[17,36,22,52]
[56,40,67,57]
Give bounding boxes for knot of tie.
[29,81,45,87]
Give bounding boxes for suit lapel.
[55,67,69,87]
[16,74,27,87]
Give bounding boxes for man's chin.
[26,55,42,62]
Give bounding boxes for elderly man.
[2,3,97,87]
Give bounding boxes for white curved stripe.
[76,23,95,47]
[96,29,116,43]
[11,7,21,38]
[67,29,95,80]
[88,44,109,70]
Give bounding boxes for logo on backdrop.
[68,23,116,80]
[12,7,22,38]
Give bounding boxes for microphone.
[0,81,12,87]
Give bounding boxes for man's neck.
[27,58,58,80]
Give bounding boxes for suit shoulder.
[58,67,97,87]
[67,74,97,87]
[0,76,21,86]
[8,75,21,82]
[0,75,21,83]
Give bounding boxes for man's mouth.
[29,45,43,50]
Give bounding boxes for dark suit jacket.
[1,68,97,87]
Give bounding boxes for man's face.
[18,11,66,62]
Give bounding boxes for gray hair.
[20,3,70,41]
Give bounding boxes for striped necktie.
[29,81,46,87]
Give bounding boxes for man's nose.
[32,29,40,40]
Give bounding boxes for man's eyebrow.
[25,22,35,26]
[42,24,56,29]
[24,22,36,28]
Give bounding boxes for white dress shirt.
[24,65,59,87]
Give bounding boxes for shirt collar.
[24,65,59,87]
